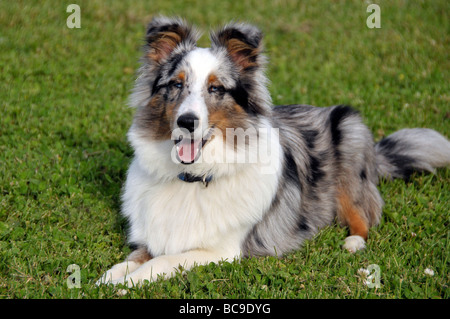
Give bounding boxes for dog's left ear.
[210,22,263,71]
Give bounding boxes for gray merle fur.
[129,16,450,258]
[242,103,450,256]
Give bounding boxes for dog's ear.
[210,22,263,71]
[145,16,198,64]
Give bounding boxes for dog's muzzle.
[173,113,215,165]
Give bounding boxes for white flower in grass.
[424,268,434,276]
[357,268,370,277]
[358,265,381,288]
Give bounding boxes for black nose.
[177,113,199,133]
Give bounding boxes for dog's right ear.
[145,16,198,65]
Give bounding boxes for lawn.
[0,0,448,299]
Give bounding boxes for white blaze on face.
[177,47,219,125]
[175,48,219,163]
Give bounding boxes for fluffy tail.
[375,128,450,180]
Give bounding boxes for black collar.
[177,172,213,188]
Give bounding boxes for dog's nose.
[177,113,199,133]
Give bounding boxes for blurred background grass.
[0,0,448,298]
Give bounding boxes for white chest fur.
[122,157,280,257]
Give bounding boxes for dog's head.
[128,17,275,177]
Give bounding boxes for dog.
[97,16,450,286]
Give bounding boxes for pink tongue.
[177,139,201,163]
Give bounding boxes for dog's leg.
[96,246,152,285]
[109,248,238,287]
[337,188,369,253]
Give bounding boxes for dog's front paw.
[96,261,139,286]
[343,235,366,253]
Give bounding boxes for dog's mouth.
[174,126,215,164]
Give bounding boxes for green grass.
[1,0,449,299]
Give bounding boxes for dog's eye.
[172,82,183,89]
[208,85,224,94]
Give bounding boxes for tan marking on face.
[232,103,246,114]
[135,95,174,140]
[177,71,185,82]
[165,101,178,128]
[209,109,232,136]
[207,74,218,85]
[208,104,250,149]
